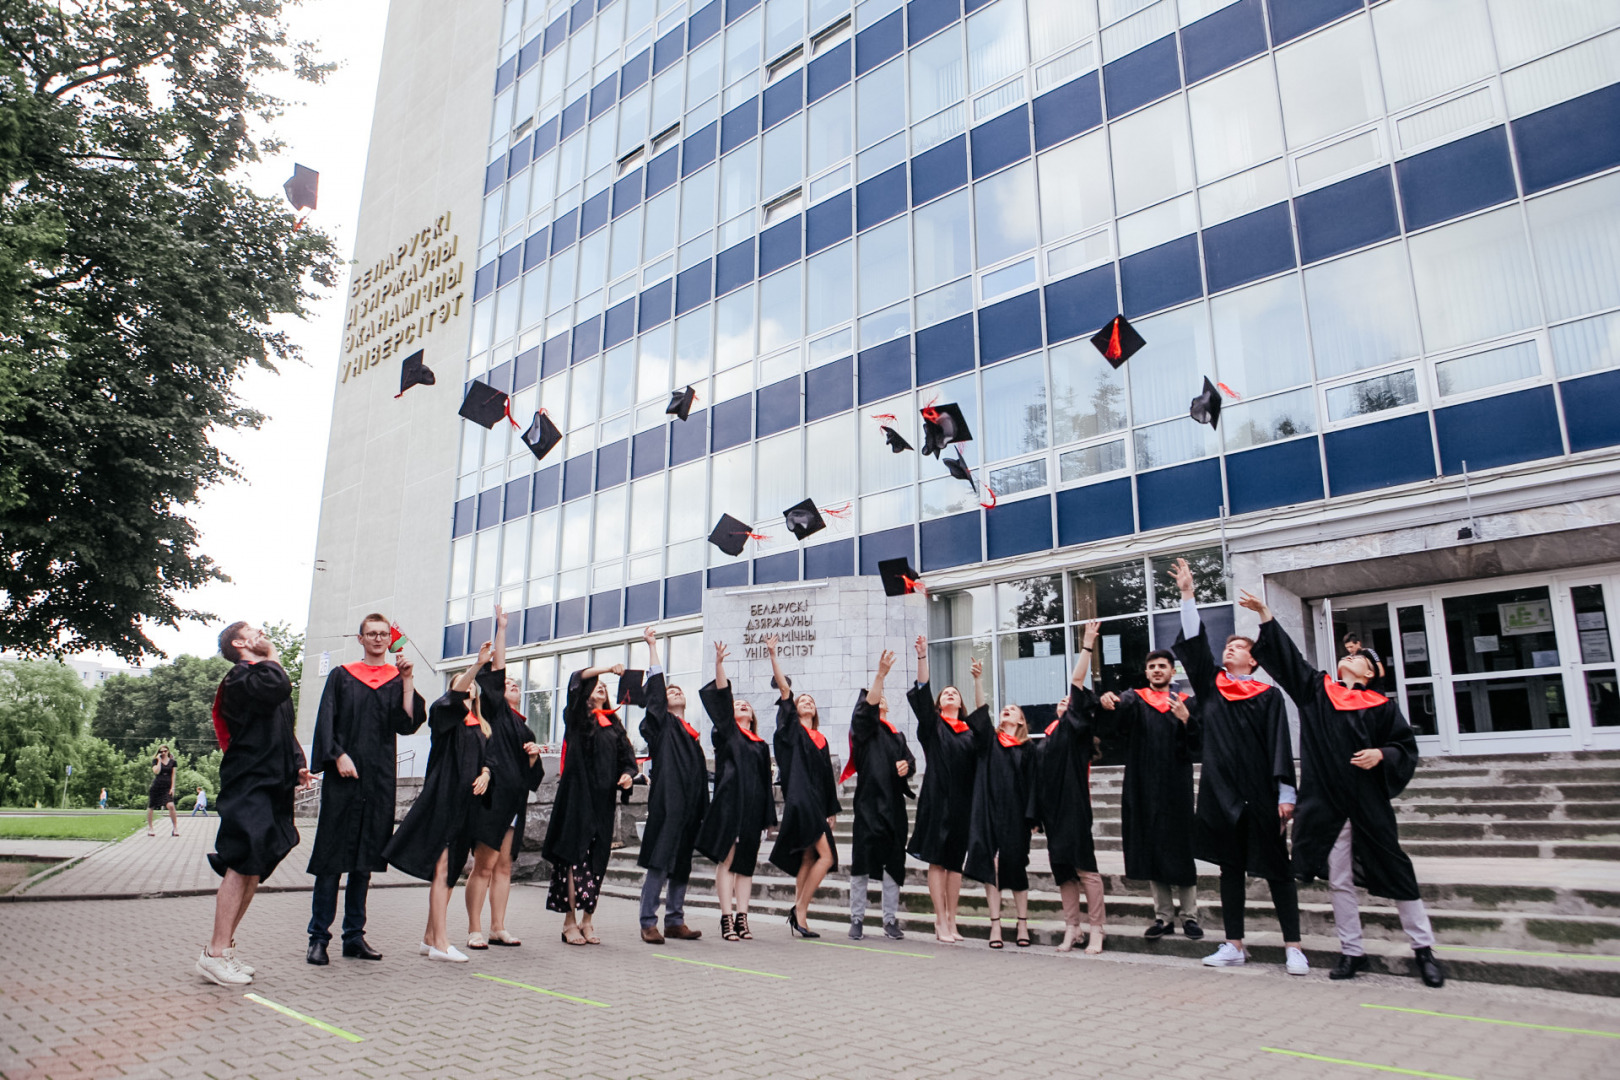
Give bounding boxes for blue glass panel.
[856,164,909,230]
[453,496,475,538]
[907,0,961,45]
[473,261,495,301]
[468,617,493,653]
[589,590,623,632]
[504,477,531,521]
[596,438,629,489]
[495,56,517,93]
[806,189,853,253]
[858,336,913,405]
[805,355,855,420]
[807,40,853,104]
[639,278,674,331]
[544,15,568,55]
[1324,413,1435,496]
[533,116,559,156]
[520,605,552,644]
[676,259,713,313]
[971,105,1031,178]
[1396,126,1516,231]
[920,510,983,571]
[804,537,856,579]
[708,563,749,587]
[910,135,968,205]
[1226,437,1323,514]
[551,208,580,253]
[653,25,684,75]
[484,157,507,196]
[523,226,550,270]
[715,237,758,295]
[533,464,561,510]
[1203,202,1295,294]
[621,48,651,94]
[1136,459,1222,530]
[631,427,667,478]
[682,121,719,176]
[580,190,610,236]
[562,453,594,501]
[542,331,570,378]
[1044,264,1118,344]
[1562,370,1620,452]
[670,408,708,464]
[762,69,805,129]
[555,597,587,639]
[570,313,602,363]
[613,169,644,218]
[647,146,680,195]
[507,134,533,176]
[443,623,467,658]
[1056,478,1135,545]
[665,571,704,616]
[570,0,591,32]
[756,376,801,437]
[916,313,976,384]
[689,0,722,46]
[754,550,800,584]
[711,393,754,451]
[726,0,760,23]
[1033,70,1102,152]
[1518,83,1620,195]
[1268,0,1362,45]
[604,298,637,349]
[560,95,588,139]
[497,245,522,288]
[477,486,503,530]
[1435,386,1562,474]
[859,525,916,575]
[514,346,539,391]
[1294,166,1398,264]
[722,98,759,154]
[978,290,1042,365]
[987,494,1053,560]
[487,359,513,393]
[759,215,803,275]
[1103,35,1180,119]
[1120,235,1202,317]
[624,582,661,625]
[1180,0,1265,84]
[590,73,617,119]
[856,10,904,76]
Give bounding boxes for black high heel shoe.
[788,911,820,938]
[735,913,753,940]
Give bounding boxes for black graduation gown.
[637,672,710,882]
[962,706,1037,891]
[307,665,427,876]
[1096,687,1198,886]
[847,691,916,883]
[1253,620,1423,901]
[1174,621,1296,880]
[1035,685,1098,879]
[905,682,977,872]
[471,667,545,851]
[540,671,636,880]
[382,691,487,882]
[769,697,841,876]
[694,681,776,877]
[208,660,307,878]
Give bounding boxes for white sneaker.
[1285,946,1310,975]
[224,941,254,976]
[427,945,469,963]
[1202,942,1248,967]
[196,947,252,986]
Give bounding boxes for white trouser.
[850,872,900,922]
[1327,820,1434,955]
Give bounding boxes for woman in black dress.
[696,642,777,941]
[964,691,1039,948]
[907,638,984,942]
[765,635,840,938]
[147,746,179,836]
[382,642,491,963]
[467,607,546,949]
[1037,620,1107,954]
[540,662,636,946]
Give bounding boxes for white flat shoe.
[427,945,469,963]
[418,941,432,956]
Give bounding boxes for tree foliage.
[263,620,302,713]
[0,0,339,661]
[91,653,230,758]
[0,658,91,802]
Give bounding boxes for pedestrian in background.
[192,787,210,817]
[148,746,179,837]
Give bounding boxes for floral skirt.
[546,850,603,914]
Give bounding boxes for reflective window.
[1274,15,1383,149]
[1210,275,1313,396]
[1028,0,1097,62]
[636,324,672,402]
[973,160,1038,266]
[1187,58,1284,184]
[1070,559,1147,620]
[1408,206,1540,352]
[642,187,678,259]
[1109,96,1194,215]
[1129,303,1211,424]
[1551,311,1620,379]
[674,307,713,385]
[687,36,723,105]
[1058,438,1128,482]
[762,114,805,199]
[913,189,973,292]
[1435,340,1541,399]
[859,486,915,530]
[680,163,717,241]
[601,343,635,417]
[909,26,965,119]
[1487,0,1618,69]
[1324,368,1419,422]
[805,412,859,505]
[1134,416,1216,469]
[1304,244,1422,378]
[755,429,803,553]
[857,59,906,149]
[1371,0,1496,113]
[560,498,592,568]
[473,526,500,593]
[710,445,753,522]
[759,265,803,353]
[594,486,627,561]
[862,393,916,492]
[725,9,763,84]
[921,473,978,518]
[1526,172,1620,323]
[987,458,1046,497]
[610,206,644,280]
[628,474,666,553]
[450,535,473,597]
[716,284,757,367]
[766,0,806,56]
[982,353,1048,461]
[807,241,854,332]
[569,356,602,428]
[1037,130,1111,241]
[667,460,707,540]
[967,0,1028,93]
[859,217,911,313]
[808,85,853,173]
[720,147,759,220]
[1221,387,1317,451]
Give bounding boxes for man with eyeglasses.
[305,613,427,965]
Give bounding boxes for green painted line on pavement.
[472,973,610,1008]
[243,993,363,1042]
[1360,1004,1620,1039]
[652,953,788,979]
[802,940,934,958]
[1438,944,1620,962]
[1260,1048,1471,1080]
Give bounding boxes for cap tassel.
[745,530,771,542]
[502,399,522,430]
[1217,382,1241,400]
[1105,318,1123,361]
[823,502,852,519]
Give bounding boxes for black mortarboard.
[1189,376,1223,429]
[1090,315,1145,369]
[458,380,511,429]
[877,557,923,598]
[667,385,696,421]
[920,403,972,458]
[283,163,318,211]
[708,513,758,557]
[943,452,974,485]
[617,669,647,707]
[881,426,912,453]
[520,410,562,460]
[783,499,826,541]
[395,349,436,398]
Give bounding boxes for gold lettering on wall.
[339,211,465,385]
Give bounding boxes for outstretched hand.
[970,658,983,680]
[1083,618,1101,645]
[1171,557,1195,599]
[1098,692,1120,711]
[914,635,927,659]
[876,649,896,677]
[1237,590,1272,622]
[609,663,626,676]
[1170,696,1190,723]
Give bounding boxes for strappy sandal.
[581,923,601,944]
[735,913,753,940]
[721,914,740,941]
[1016,918,1032,947]
[467,932,489,950]
[560,925,587,946]
[988,917,1004,949]
[489,930,521,946]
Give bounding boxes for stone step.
[1396,800,1620,821]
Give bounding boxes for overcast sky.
[111,0,391,665]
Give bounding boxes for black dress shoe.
[306,940,329,965]
[342,937,383,960]
[1329,953,1370,980]
[1182,919,1204,940]
[1413,946,1446,988]
[1143,919,1171,939]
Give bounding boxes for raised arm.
[867,649,895,710]
[971,657,986,711]
[712,640,730,690]
[492,606,508,671]
[428,689,471,735]
[1168,559,1218,701]
[1242,591,1320,706]
[963,702,994,753]
[1071,620,1099,690]
[454,642,493,694]
[765,634,791,700]
[914,635,929,688]
[639,627,669,745]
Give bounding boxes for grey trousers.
[1327,820,1434,955]
[639,867,689,929]
[1150,880,1199,924]
[850,872,900,923]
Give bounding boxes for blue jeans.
[638,867,689,929]
[308,872,371,944]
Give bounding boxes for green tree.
[0,0,339,662]
[91,654,231,759]
[263,621,303,714]
[0,658,91,803]
[67,734,127,807]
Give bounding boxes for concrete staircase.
[594,750,1620,997]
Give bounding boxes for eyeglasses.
[361,631,391,640]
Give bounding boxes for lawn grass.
[0,813,146,841]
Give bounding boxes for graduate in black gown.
[541,662,636,946]
[382,642,491,963]
[466,607,545,949]
[635,624,709,944]
[1241,590,1445,988]
[907,635,981,943]
[1096,650,1202,941]
[1037,620,1108,954]
[843,650,915,941]
[305,613,427,965]
[696,642,776,942]
[766,635,841,939]
[964,693,1039,949]
[196,622,312,987]
[1165,561,1304,975]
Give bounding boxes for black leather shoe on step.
[1413,946,1446,988]
[306,940,329,966]
[1143,919,1171,939]
[1182,919,1204,940]
[342,937,383,960]
[1329,953,1370,980]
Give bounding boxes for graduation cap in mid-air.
[1091,315,1145,369]
[617,669,647,708]
[395,349,436,398]
[1189,376,1223,429]
[783,499,826,541]
[283,163,319,211]
[920,402,972,458]
[667,385,697,421]
[943,452,974,485]
[708,513,767,557]
[520,410,562,460]
[882,426,912,453]
[877,557,924,598]
[459,380,515,429]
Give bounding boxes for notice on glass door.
[1473,634,1499,654]
[1402,632,1428,664]
[1580,629,1613,664]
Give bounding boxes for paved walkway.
[0,839,103,860]
[1,887,1618,1080]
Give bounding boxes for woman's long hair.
[1000,704,1029,744]
[934,685,964,717]
[736,698,759,735]
[462,670,492,737]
